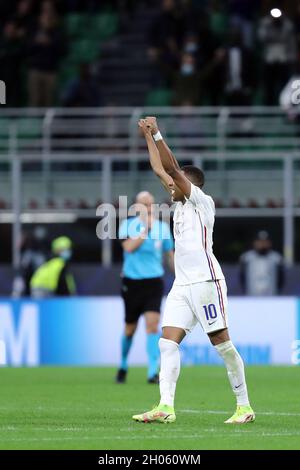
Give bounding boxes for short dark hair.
[181,165,205,188]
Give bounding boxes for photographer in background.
[239,231,285,296]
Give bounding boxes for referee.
[116,191,174,384]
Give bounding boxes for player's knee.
[162,326,186,344]
[146,320,159,334]
[208,328,230,346]
[125,323,137,337]
[159,337,179,354]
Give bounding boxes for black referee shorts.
[121,277,164,324]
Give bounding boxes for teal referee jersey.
[119,217,174,279]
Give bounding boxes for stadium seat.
[78,199,90,209]
[214,198,224,208]
[229,198,242,208]
[266,198,280,208]
[68,39,100,64]
[210,10,228,38]
[0,118,10,153]
[28,199,39,209]
[58,63,78,88]
[145,88,173,106]
[64,13,88,38]
[0,199,7,209]
[247,199,260,208]
[64,199,76,209]
[46,199,57,209]
[89,12,119,40]
[17,118,43,139]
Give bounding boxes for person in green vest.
[30,236,76,298]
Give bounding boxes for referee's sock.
[147,333,160,379]
[120,335,133,371]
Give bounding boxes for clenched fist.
[145,116,159,134]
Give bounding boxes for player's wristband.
[153,131,163,142]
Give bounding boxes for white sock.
[215,340,250,407]
[159,338,180,408]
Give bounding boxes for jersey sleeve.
[162,223,174,252]
[187,183,215,213]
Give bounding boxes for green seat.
[17,118,43,139]
[64,13,88,38]
[89,13,119,40]
[0,118,10,136]
[145,88,173,106]
[58,63,78,87]
[68,39,100,64]
[0,118,10,153]
[210,11,228,38]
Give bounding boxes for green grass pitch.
[0,366,299,450]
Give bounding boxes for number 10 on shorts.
[203,304,218,321]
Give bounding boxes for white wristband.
[153,131,163,142]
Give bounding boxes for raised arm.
[138,119,174,194]
[145,116,192,198]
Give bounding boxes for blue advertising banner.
[0,297,298,366]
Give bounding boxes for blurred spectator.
[172,53,201,105]
[194,14,220,63]
[41,0,58,16]
[11,226,49,298]
[27,9,66,106]
[239,231,285,296]
[30,236,76,298]
[208,0,228,42]
[148,0,184,84]
[61,62,101,107]
[12,0,34,39]
[258,9,297,105]
[0,20,24,106]
[172,48,226,105]
[0,1,16,28]
[182,31,215,69]
[223,28,255,105]
[228,0,261,48]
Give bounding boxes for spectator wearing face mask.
[172,53,201,105]
[239,231,285,296]
[172,48,226,106]
[30,236,76,298]
[147,0,184,85]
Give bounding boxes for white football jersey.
[173,183,225,285]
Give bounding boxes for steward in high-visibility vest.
[30,236,76,298]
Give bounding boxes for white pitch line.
[1,405,299,418]
[1,431,300,443]
[181,409,300,417]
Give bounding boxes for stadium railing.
[0,107,299,267]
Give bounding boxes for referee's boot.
[116,368,127,384]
